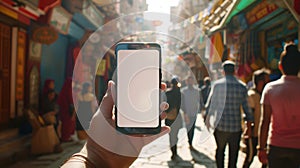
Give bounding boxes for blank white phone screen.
[117,49,159,128]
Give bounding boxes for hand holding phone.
[66,81,170,167]
[114,42,162,134]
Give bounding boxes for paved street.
[8,140,84,168]
[131,114,263,168]
[9,114,263,168]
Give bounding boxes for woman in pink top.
[259,44,300,168]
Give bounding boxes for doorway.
[0,22,11,126]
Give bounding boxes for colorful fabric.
[57,78,75,141]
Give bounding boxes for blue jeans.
[268,145,300,168]
[214,130,241,168]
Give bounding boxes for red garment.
[57,78,75,141]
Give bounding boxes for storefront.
[36,5,75,94]
[264,11,298,80]
[226,0,299,81]
[0,0,46,127]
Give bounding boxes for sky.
[144,0,180,34]
[146,0,180,14]
[144,0,180,57]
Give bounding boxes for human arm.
[62,81,170,168]
[204,85,214,131]
[199,90,204,112]
[242,89,254,138]
[258,104,272,164]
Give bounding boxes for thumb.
[100,80,115,119]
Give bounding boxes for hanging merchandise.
[250,31,266,71]
[210,32,224,64]
[237,31,252,81]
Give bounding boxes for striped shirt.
[207,75,253,132]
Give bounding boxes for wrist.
[85,138,137,168]
[256,146,267,151]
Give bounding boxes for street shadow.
[167,155,193,168]
[190,148,216,168]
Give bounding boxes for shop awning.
[203,0,238,33]
[225,0,257,24]
[1,0,45,20]
[1,0,43,24]
[38,0,61,13]
[92,0,113,6]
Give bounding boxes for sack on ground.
[31,125,60,155]
[43,113,56,125]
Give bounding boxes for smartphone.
[114,42,161,134]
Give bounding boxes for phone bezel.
[114,42,162,134]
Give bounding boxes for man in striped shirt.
[206,60,254,168]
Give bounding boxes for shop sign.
[49,6,72,35]
[266,19,298,42]
[29,40,42,61]
[29,66,39,108]
[246,1,278,25]
[32,26,58,45]
[0,4,18,20]
[82,1,104,28]
[16,30,26,101]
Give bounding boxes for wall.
[40,34,69,92]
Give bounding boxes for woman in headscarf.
[57,78,76,142]
[43,79,55,96]
[41,79,57,113]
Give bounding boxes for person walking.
[165,77,183,160]
[201,76,211,120]
[258,44,300,168]
[181,75,201,150]
[206,60,254,168]
[201,76,211,105]
[243,69,270,168]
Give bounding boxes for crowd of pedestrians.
[60,43,300,168]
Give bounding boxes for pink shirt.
[261,76,300,149]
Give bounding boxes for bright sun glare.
[147,0,180,14]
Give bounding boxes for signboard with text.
[246,1,278,25]
[16,30,26,100]
[32,26,58,44]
